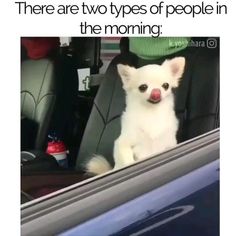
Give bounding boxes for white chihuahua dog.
[86,57,185,175]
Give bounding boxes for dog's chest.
[135,109,171,139]
[121,104,178,160]
[132,112,177,160]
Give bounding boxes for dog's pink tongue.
[150,89,161,101]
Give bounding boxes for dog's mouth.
[147,98,161,104]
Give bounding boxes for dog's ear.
[162,57,185,87]
[117,64,136,88]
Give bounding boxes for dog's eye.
[138,84,148,92]
[162,83,169,90]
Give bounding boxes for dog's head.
[117,57,185,105]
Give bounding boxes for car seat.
[21,53,78,151]
[75,38,219,170]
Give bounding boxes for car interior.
[21,37,219,204]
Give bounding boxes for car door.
[21,129,219,236]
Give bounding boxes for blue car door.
[21,129,219,236]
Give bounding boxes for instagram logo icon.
[207,38,217,48]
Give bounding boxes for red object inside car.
[21,37,60,59]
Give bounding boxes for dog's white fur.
[86,57,185,175]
